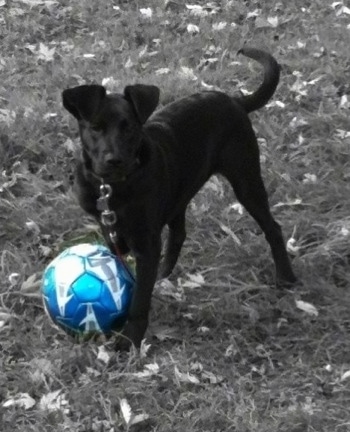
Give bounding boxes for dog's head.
[62,84,160,181]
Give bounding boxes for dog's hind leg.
[219,142,297,287]
[228,174,296,286]
[159,212,186,279]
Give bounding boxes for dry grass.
[1,1,350,431]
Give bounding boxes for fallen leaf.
[26,220,40,234]
[97,346,110,364]
[339,94,350,109]
[334,4,350,15]
[340,370,350,381]
[182,273,205,288]
[212,21,227,30]
[201,80,215,90]
[155,67,170,75]
[18,0,58,5]
[247,9,260,18]
[140,339,151,358]
[220,224,242,245]
[21,273,40,293]
[43,112,57,120]
[119,398,150,426]
[303,173,317,184]
[153,325,179,341]
[266,100,286,108]
[273,198,303,208]
[225,344,235,357]
[0,108,16,126]
[0,311,13,322]
[231,202,244,215]
[186,4,207,16]
[8,7,25,17]
[8,273,20,286]
[267,16,279,27]
[255,17,272,28]
[30,358,54,376]
[174,366,200,384]
[335,129,350,139]
[101,76,119,89]
[201,370,224,384]
[140,7,152,18]
[295,300,318,317]
[204,176,224,196]
[62,138,77,153]
[130,413,150,426]
[183,313,194,320]
[158,279,184,301]
[39,390,68,412]
[187,24,200,34]
[290,75,308,97]
[3,393,36,410]
[37,43,55,61]
[190,362,203,372]
[308,76,324,85]
[287,238,300,255]
[341,226,349,236]
[133,362,160,378]
[119,398,132,425]
[138,45,148,58]
[124,57,134,69]
[289,116,308,129]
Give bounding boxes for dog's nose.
[104,153,123,167]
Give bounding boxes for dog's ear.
[124,84,160,124]
[62,85,106,121]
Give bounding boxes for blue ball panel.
[101,276,133,314]
[42,265,56,297]
[71,273,103,302]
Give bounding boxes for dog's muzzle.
[93,158,140,182]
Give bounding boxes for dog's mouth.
[93,159,140,182]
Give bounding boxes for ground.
[1,1,350,431]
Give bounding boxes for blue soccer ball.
[41,243,135,336]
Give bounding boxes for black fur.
[62,47,297,349]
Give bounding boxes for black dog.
[62,47,297,349]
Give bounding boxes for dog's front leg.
[116,235,161,350]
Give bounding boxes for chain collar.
[97,179,118,245]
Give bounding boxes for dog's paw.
[276,274,301,290]
[157,258,174,280]
[113,319,147,351]
[157,266,171,280]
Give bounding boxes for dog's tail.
[237,47,280,113]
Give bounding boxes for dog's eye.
[90,124,103,132]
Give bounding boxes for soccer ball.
[41,243,135,336]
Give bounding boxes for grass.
[1,0,350,430]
